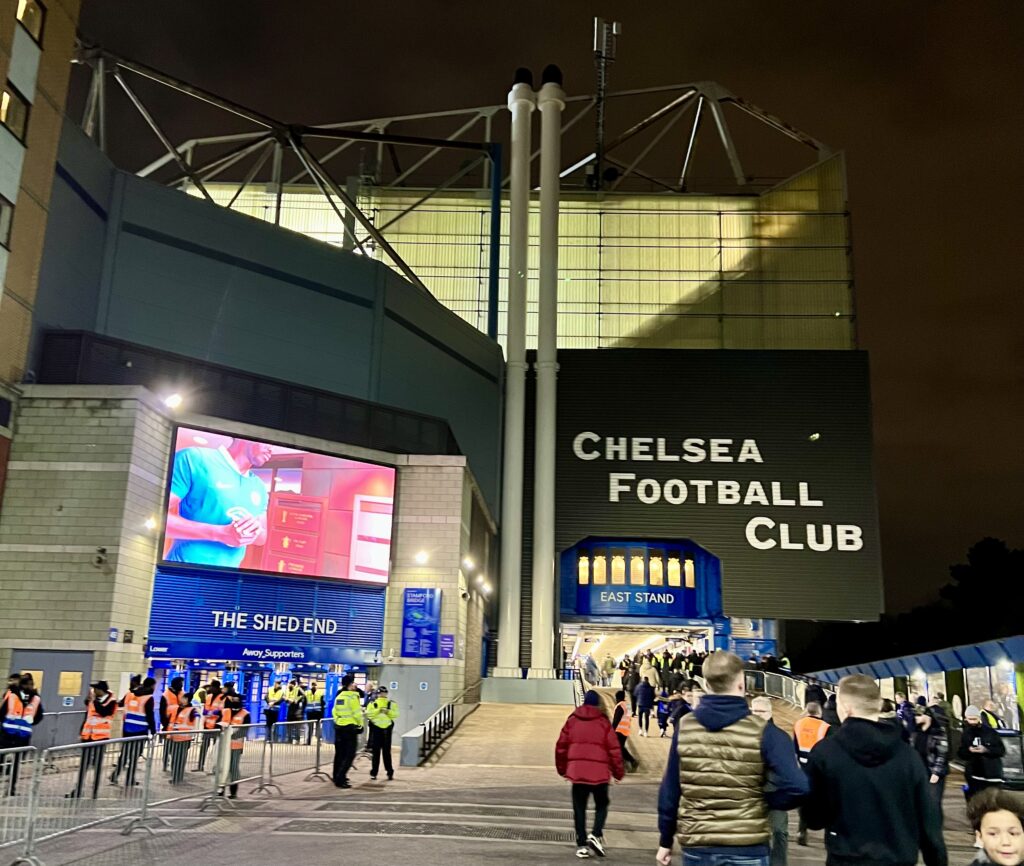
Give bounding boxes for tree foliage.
[793,537,1024,672]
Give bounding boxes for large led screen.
[161,427,396,584]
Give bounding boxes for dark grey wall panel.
[551,349,883,621]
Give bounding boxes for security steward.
[160,676,184,770]
[218,694,250,799]
[0,672,44,795]
[365,685,399,781]
[167,698,198,785]
[265,679,285,742]
[197,679,224,771]
[285,678,307,743]
[331,674,363,789]
[305,681,326,745]
[792,700,831,846]
[69,681,116,799]
[111,676,157,786]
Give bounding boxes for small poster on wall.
[402,588,442,658]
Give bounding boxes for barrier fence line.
[0,746,36,852]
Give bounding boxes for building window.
[16,0,45,43]
[0,196,12,248]
[0,85,29,142]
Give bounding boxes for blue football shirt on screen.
[165,446,270,568]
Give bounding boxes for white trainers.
[587,834,606,857]
[576,846,591,858]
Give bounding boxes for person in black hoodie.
[802,674,946,866]
[821,693,841,728]
[912,704,949,823]
[959,705,1006,799]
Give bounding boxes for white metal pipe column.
[528,67,565,679]
[494,69,536,677]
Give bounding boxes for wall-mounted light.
[462,557,475,571]
[482,582,492,595]
[162,393,183,410]
[414,551,429,565]
[808,432,821,442]
[143,517,157,531]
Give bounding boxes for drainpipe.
[528,66,565,679]
[494,69,536,677]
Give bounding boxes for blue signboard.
[586,587,690,618]
[147,566,385,664]
[402,588,442,658]
[440,634,455,659]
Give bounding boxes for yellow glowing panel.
[578,556,590,585]
[611,555,626,585]
[592,555,607,585]
[649,557,664,586]
[630,555,645,585]
[667,557,681,587]
[684,558,696,589]
[59,671,82,695]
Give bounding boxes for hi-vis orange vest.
[169,706,197,741]
[162,688,181,727]
[2,691,40,739]
[793,716,830,764]
[81,695,114,741]
[221,708,250,750]
[615,700,632,736]
[203,694,225,730]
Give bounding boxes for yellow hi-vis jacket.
[366,697,399,729]
[332,690,363,728]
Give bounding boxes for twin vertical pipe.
[495,70,536,676]
[528,67,565,678]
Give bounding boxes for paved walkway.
[24,702,986,866]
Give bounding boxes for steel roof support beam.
[725,97,831,156]
[290,140,366,254]
[112,70,214,202]
[285,124,379,184]
[390,113,484,186]
[679,95,705,191]
[290,133,428,293]
[164,136,272,188]
[707,98,746,188]
[226,140,275,209]
[610,102,690,191]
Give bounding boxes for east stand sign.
[554,350,884,621]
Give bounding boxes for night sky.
[76,1,1024,615]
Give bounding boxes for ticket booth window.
[684,556,696,589]
[667,556,681,587]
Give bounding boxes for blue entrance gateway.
[559,537,777,657]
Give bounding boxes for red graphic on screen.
[162,427,395,584]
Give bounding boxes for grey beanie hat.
[964,705,981,717]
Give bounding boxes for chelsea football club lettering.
[573,430,864,554]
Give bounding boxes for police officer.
[332,674,363,789]
[366,685,399,781]
[285,678,307,743]
[0,672,44,795]
[305,681,326,745]
[264,679,285,743]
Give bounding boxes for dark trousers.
[111,737,146,785]
[333,725,359,785]
[265,709,279,742]
[168,739,190,784]
[930,775,946,824]
[769,809,789,866]
[306,712,323,745]
[227,749,243,797]
[638,707,651,732]
[630,694,638,714]
[0,738,25,795]
[369,725,394,777]
[571,782,609,846]
[72,742,106,799]
[196,729,218,770]
[616,732,636,767]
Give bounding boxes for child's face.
[977,810,1024,866]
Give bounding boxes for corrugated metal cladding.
[541,349,882,623]
[149,567,385,652]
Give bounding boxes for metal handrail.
[418,682,481,762]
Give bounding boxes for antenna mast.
[591,17,621,191]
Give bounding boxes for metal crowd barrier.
[0,718,335,865]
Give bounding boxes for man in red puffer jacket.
[556,690,626,859]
